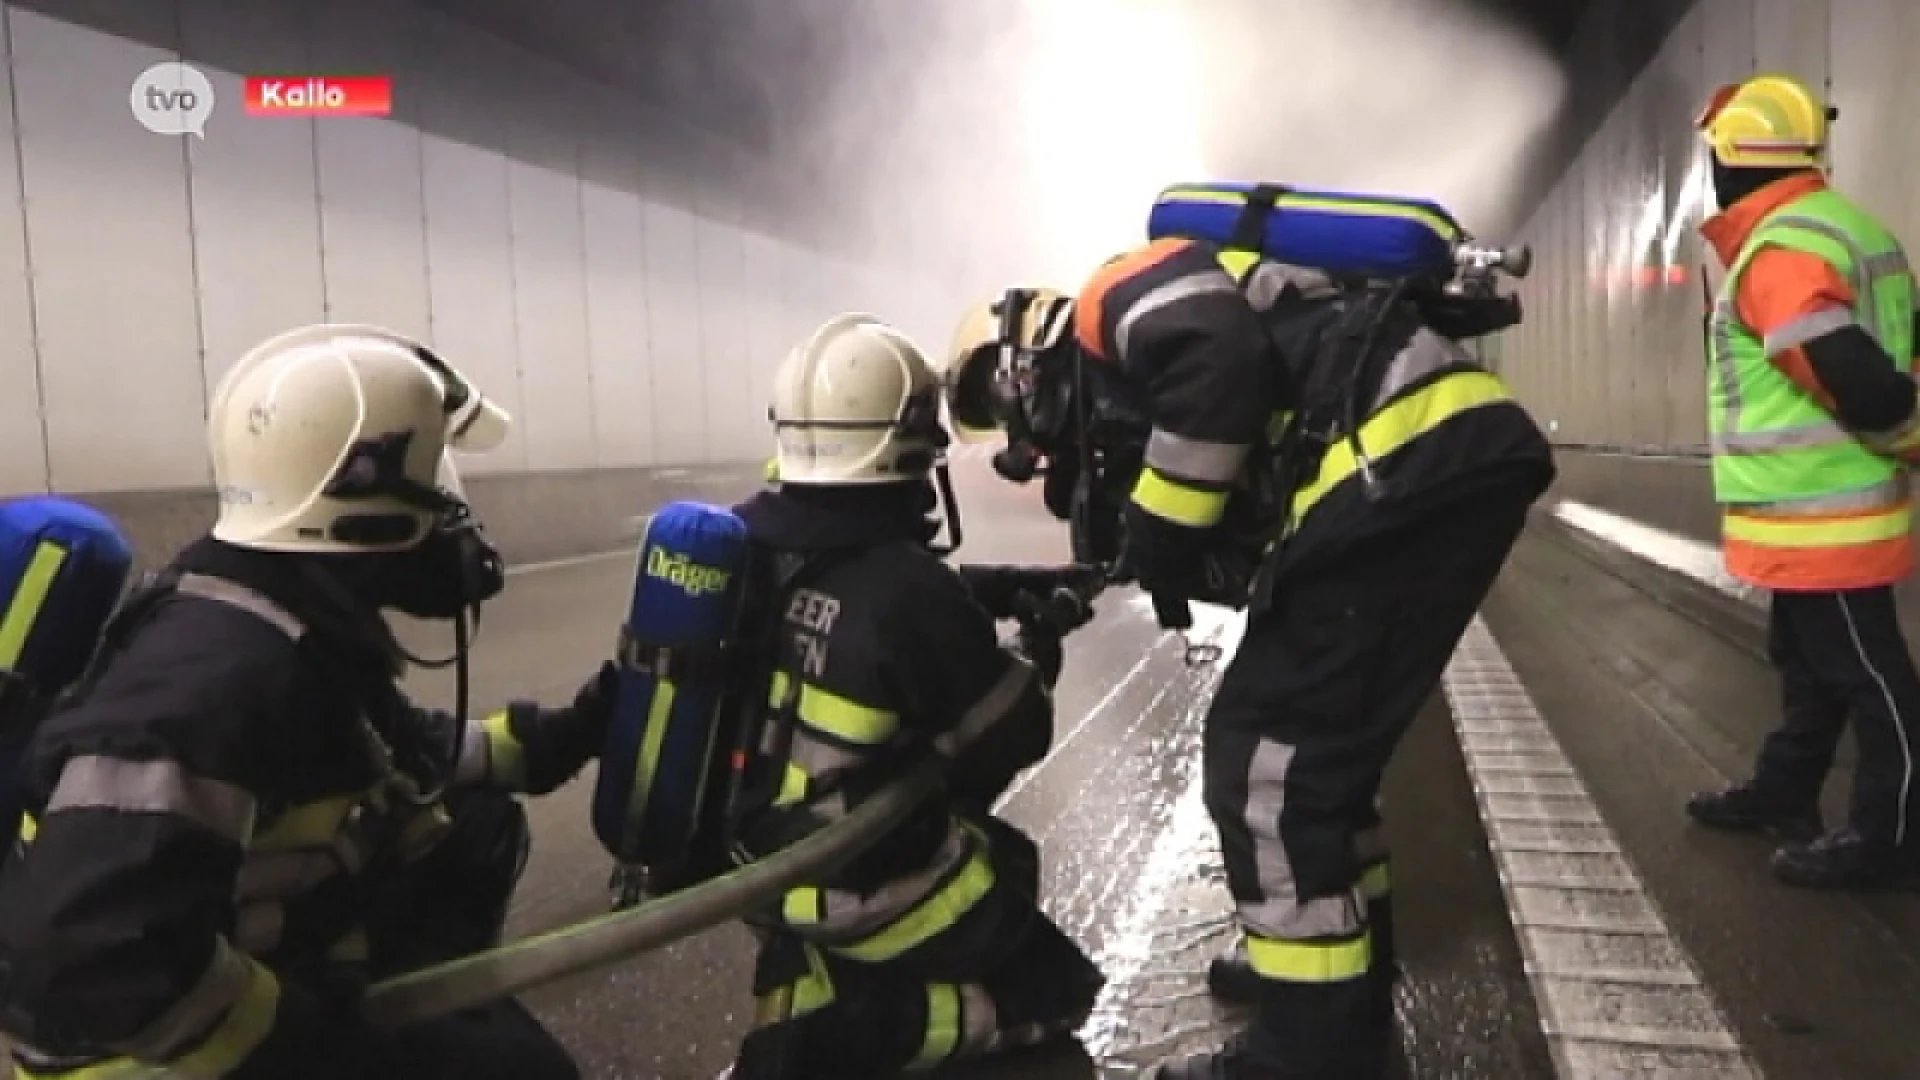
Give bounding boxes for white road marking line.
[1549,499,1760,607]
[1444,617,1758,1078]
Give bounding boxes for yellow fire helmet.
[941,288,1076,442]
[1696,73,1834,169]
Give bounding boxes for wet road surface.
[1482,516,1920,1080]
[400,461,1552,1078]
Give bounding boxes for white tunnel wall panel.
[739,230,787,458]
[1828,0,1920,229]
[508,160,597,471]
[11,10,207,492]
[420,134,528,474]
[582,180,655,470]
[695,218,750,461]
[1753,0,1828,92]
[641,201,705,465]
[0,6,46,495]
[313,119,432,338]
[177,0,324,399]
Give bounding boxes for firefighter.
[0,325,617,1079]
[723,313,1105,1078]
[1042,237,1555,1077]
[1683,74,1920,889]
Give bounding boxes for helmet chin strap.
[925,457,965,556]
[393,604,479,807]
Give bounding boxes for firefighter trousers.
[360,788,581,1080]
[732,813,1105,1078]
[1202,484,1532,1077]
[1751,585,1920,850]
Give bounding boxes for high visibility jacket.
[1074,237,1553,577]
[0,539,606,1080]
[1706,183,1917,590]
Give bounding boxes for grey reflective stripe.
[1369,329,1467,415]
[1737,473,1910,516]
[789,728,867,778]
[454,716,492,785]
[1239,737,1365,940]
[46,755,256,842]
[1762,306,1857,356]
[1113,269,1239,360]
[801,819,974,941]
[1240,262,1338,313]
[235,847,339,902]
[175,573,306,641]
[932,657,1035,757]
[1144,429,1248,485]
[116,936,253,1060]
[1711,419,1854,454]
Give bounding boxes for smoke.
[768,0,1568,312]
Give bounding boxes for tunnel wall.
[0,0,951,568]
[1502,0,1920,548]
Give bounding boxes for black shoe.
[1686,785,1821,841]
[1207,940,1261,1005]
[1771,827,1920,890]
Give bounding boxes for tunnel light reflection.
[1015,0,1209,285]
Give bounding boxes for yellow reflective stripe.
[796,685,897,746]
[782,886,825,927]
[18,812,35,844]
[165,959,279,1075]
[21,961,286,1079]
[1245,933,1371,982]
[833,847,995,964]
[251,796,353,850]
[764,457,780,483]
[1295,371,1510,519]
[774,763,810,808]
[0,541,68,670]
[755,950,836,1026]
[1723,506,1911,547]
[1267,409,1292,442]
[481,711,525,789]
[1359,861,1390,900]
[625,677,679,818]
[1131,466,1229,529]
[909,984,963,1071]
[1216,248,1260,282]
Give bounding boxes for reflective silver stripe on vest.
[1113,268,1240,361]
[1737,473,1911,516]
[1711,212,1904,452]
[1240,262,1339,312]
[1368,328,1474,415]
[799,818,976,943]
[46,756,257,842]
[176,572,307,641]
[1762,306,1857,356]
[1144,429,1248,485]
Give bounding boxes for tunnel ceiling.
[429,0,1597,159]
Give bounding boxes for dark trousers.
[363,788,581,1080]
[1202,484,1532,1077]
[733,814,1104,1079]
[1753,586,1920,849]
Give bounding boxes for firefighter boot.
[1685,784,1821,842]
[1158,977,1392,1080]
